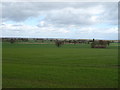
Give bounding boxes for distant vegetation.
[2,38,118,48]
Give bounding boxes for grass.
[2,42,118,88]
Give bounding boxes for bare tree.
[10,38,15,44]
[55,40,64,47]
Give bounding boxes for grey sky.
[1,2,118,40]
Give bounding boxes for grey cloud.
[44,8,96,26]
[101,3,118,25]
[2,2,40,22]
[2,2,118,26]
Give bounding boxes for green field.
[2,42,118,88]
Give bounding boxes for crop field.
[2,42,118,88]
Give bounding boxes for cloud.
[1,23,118,39]
[1,2,118,39]
[1,23,70,38]
[44,6,104,26]
[2,2,117,25]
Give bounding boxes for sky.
[0,2,118,40]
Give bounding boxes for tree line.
[2,38,115,48]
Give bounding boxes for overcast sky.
[0,2,118,40]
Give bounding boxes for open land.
[2,42,118,88]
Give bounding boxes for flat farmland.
[2,42,118,88]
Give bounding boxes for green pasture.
[2,42,118,88]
